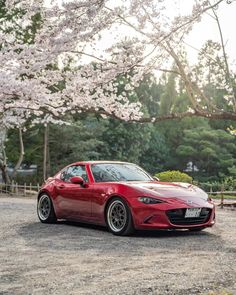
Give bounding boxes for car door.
[56,165,92,220]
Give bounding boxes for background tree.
[176,125,236,179]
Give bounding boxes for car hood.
[126,181,208,202]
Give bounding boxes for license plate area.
[185,208,201,218]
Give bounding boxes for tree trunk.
[12,128,25,179]
[43,124,49,181]
[47,131,51,179]
[0,128,10,184]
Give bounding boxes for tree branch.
[105,0,224,48]
[210,1,236,111]
[131,110,236,123]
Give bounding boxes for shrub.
[198,177,236,192]
[13,174,42,186]
[222,176,236,191]
[155,170,192,183]
[198,181,222,192]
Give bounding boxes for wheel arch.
[37,189,52,202]
[104,194,132,223]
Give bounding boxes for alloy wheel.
[107,200,127,232]
[38,194,51,221]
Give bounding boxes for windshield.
[91,163,152,182]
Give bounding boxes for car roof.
[70,161,134,166]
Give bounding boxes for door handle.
[57,185,65,189]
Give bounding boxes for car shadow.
[61,220,107,232]
[62,220,213,238]
[134,228,212,238]
[18,219,223,255]
[60,220,217,237]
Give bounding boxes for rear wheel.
[37,194,57,223]
[106,197,134,236]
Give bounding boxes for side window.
[61,165,88,183]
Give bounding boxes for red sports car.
[37,161,215,235]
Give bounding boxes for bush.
[222,176,236,191]
[13,174,43,186]
[155,170,192,183]
[198,181,222,192]
[198,177,236,192]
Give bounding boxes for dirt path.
[0,197,235,295]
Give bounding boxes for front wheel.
[106,197,134,236]
[37,194,57,223]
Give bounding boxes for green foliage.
[155,170,193,183]
[100,119,151,165]
[228,166,236,176]
[198,176,236,192]
[160,72,177,115]
[222,176,236,191]
[176,124,236,178]
[4,69,236,186]
[198,181,222,192]
[140,127,170,174]
[135,74,162,117]
[43,115,107,175]
[13,174,42,186]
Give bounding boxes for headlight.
[138,197,165,204]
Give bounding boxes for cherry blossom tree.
[1,0,142,128]
[0,0,235,182]
[2,0,234,128]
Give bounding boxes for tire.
[106,197,134,236]
[189,227,205,232]
[37,193,57,223]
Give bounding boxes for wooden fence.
[0,182,40,197]
[208,190,236,208]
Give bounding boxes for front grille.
[166,208,211,226]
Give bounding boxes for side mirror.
[70,176,84,185]
[153,176,160,182]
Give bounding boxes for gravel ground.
[0,196,235,295]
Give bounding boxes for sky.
[81,0,236,67]
[185,0,236,65]
[53,0,236,69]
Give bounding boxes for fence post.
[220,185,224,209]
[30,183,32,192]
[37,183,40,192]
[16,183,18,195]
[24,183,26,197]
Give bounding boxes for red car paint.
[38,161,215,230]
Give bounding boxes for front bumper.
[131,201,215,230]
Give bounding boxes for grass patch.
[211,194,236,200]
